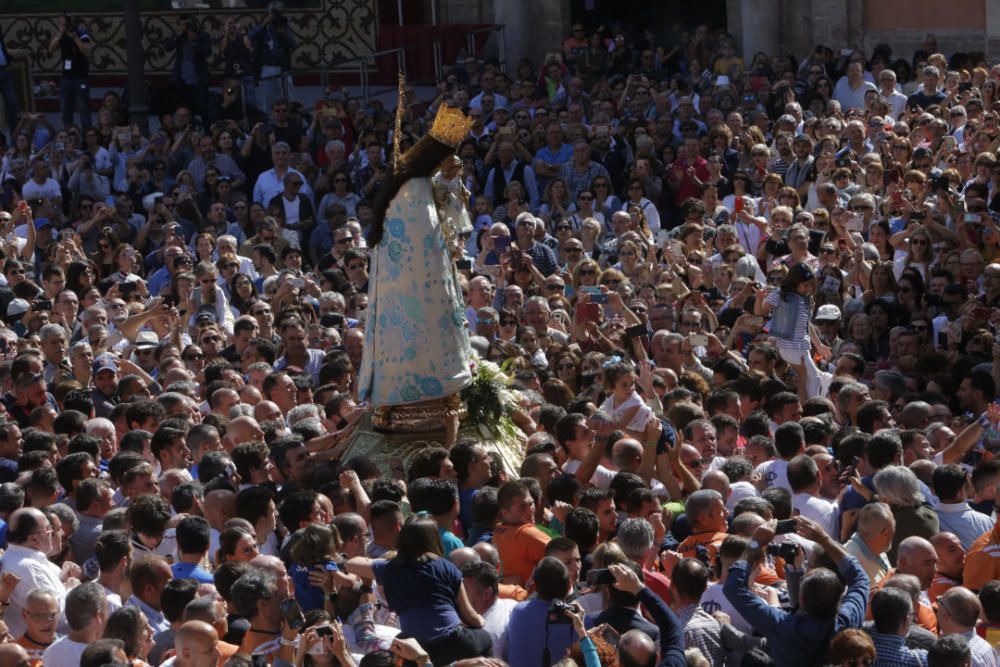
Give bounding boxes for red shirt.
[670,156,710,205]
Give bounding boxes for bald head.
[473,541,500,567]
[939,586,982,630]
[897,535,937,590]
[449,547,480,569]
[898,535,934,560]
[249,554,286,579]
[253,401,282,423]
[175,620,220,667]
[701,470,731,498]
[203,490,236,531]
[0,644,29,667]
[619,628,657,666]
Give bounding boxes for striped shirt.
[765,289,811,350]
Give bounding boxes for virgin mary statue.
[358,104,475,430]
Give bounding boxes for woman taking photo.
[344,516,490,665]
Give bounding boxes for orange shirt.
[492,522,552,584]
[964,522,1000,591]
[928,573,960,601]
[677,530,729,567]
[14,634,48,667]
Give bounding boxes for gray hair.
[319,291,346,310]
[231,569,276,619]
[856,501,894,539]
[286,404,320,426]
[70,340,92,358]
[616,518,655,562]
[39,323,65,343]
[685,489,723,525]
[229,404,255,419]
[25,587,59,606]
[271,141,291,153]
[324,139,346,154]
[64,581,106,631]
[85,417,115,436]
[47,503,79,534]
[873,466,924,507]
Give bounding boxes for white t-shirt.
[484,597,517,659]
[600,390,652,432]
[43,637,89,667]
[563,458,616,489]
[755,459,791,491]
[701,581,753,634]
[792,492,840,538]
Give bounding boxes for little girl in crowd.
[599,359,653,438]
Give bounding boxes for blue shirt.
[867,630,927,666]
[439,528,463,556]
[171,561,215,584]
[290,560,338,612]
[371,557,462,644]
[507,598,580,667]
[458,487,478,535]
[724,555,870,666]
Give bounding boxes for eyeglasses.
[578,269,596,276]
[500,318,517,326]
[223,263,238,269]
[26,611,58,622]
[184,353,204,361]
[820,248,836,255]
[335,237,353,245]
[546,283,565,290]
[849,205,873,211]
[911,239,929,246]
[555,224,572,231]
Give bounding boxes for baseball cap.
[793,133,813,144]
[34,217,53,230]
[93,354,119,375]
[195,306,217,324]
[814,304,842,321]
[134,331,159,349]
[6,299,29,317]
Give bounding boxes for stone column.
[739,0,781,61]
[987,0,1000,60]
[493,0,571,70]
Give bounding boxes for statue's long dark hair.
[368,134,455,247]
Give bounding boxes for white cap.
[814,304,842,321]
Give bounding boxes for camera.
[766,542,799,562]
[546,599,574,625]
[931,174,951,192]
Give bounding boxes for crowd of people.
[1,8,1000,667]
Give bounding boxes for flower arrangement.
[462,355,522,441]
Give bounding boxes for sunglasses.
[500,318,517,326]
[184,353,204,361]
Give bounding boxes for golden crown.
[428,103,474,149]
